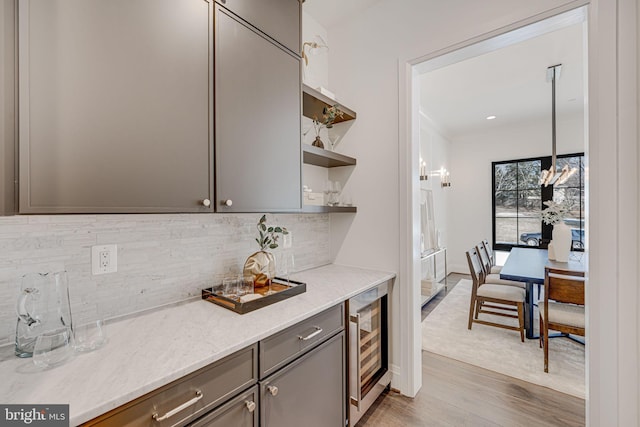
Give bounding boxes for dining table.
[499,247,587,339]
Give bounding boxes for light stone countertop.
[0,264,395,425]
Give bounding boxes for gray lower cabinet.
[84,304,345,426]
[83,344,258,427]
[17,0,214,213]
[214,5,301,213]
[260,332,346,427]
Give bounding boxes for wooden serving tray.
[202,278,306,314]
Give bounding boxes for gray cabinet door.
[188,385,259,427]
[18,0,214,213]
[215,5,301,213]
[260,332,345,427]
[0,0,16,215]
[215,0,301,54]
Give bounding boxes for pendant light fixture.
[539,64,578,186]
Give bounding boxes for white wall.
[301,11,329,90]
[448,112,585,272]
[419,114,450,280]
[324,0,639,424]
[326,0,589,272]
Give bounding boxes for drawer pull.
[245,401,256,413]
[267,385,279,396]
[298,326,323,341]
[152,390,203,422]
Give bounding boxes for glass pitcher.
[15,271,73,358]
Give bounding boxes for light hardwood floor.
[358,274,586,427]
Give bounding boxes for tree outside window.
[492,153,584,251]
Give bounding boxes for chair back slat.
[476,243,492,274]
[482,239,494,264]
[466,248,485,286]
[545,268,585,306]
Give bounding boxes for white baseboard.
[448,263,468,274]
[389,362,402,392]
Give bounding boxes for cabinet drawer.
[260,304,344,378]
[188,385,258,427]
[216,0,300,54]
[84,344,257,427]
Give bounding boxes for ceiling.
[419,22,585,138]
[303,3,585,139]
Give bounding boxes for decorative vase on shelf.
[312,135,324,149]
[552,222,571,262]
[547,242,556,260]
[243,250,275,288]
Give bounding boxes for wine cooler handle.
[349,313,362,410]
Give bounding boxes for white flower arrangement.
[540,200,570,225]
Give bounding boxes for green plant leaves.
[254,214,288,251]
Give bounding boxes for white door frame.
[397,1,639,425]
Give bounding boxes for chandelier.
[539,64,577,186]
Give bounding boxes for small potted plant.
[243,215,289,287]
[308,105,344,149]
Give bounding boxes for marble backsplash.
[0,213,330,346]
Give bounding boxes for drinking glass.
[279,252,295,284]
[324,181,334,206]
[282,231,293,249]
[222,276,239,299]
[73,320,107,353]
[32,327,73,368]
[238,275,254,297]
[264,277,276,296]
[330,181,342,206]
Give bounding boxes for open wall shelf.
[302,205,357,213]
[302,84,356,123]
[301,85,357,215]
[303,145,356,168]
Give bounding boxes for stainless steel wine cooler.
[348,280,391,426]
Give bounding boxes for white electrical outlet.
[92,244,117,275]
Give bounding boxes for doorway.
[409,5,588,398]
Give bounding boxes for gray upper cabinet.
[18,0,214,213]
[0,0,16,215]
[214,5,301,213]
[215,0,301,54]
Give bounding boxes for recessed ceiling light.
[486,115,496,120]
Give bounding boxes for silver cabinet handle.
[152,390,203,421]
[349,313,362,410]
[267,385,279,396]
[221,199,233,207]
[245,401,256,413]
[202,199,211,207]
[298,326,322,341]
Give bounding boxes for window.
[492,153,585,251]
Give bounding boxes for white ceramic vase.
[547,242,556,260]
[552,222,571,262]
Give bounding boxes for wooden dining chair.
[540,267,585,372]
[466,248,525,342]
[476,243,524,289]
